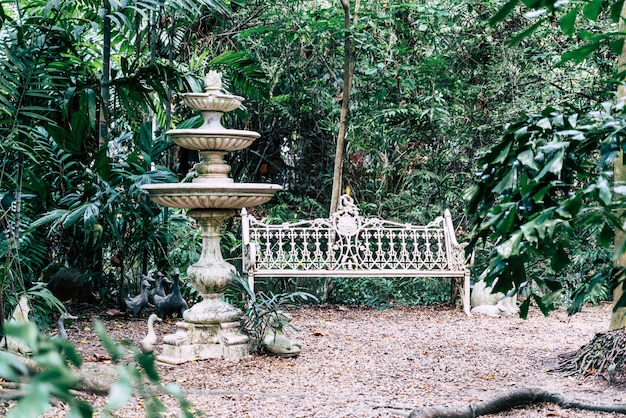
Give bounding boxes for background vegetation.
[0,0,619,325]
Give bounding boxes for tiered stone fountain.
[142,71,281,363]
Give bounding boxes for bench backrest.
[242,195,467,276]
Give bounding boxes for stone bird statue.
[141,313,162,354]
[54,312,78,340]
[147,270,172,305]
[154,268,188,319]
[124,276,152,317]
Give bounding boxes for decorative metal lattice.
[242,195,467,276]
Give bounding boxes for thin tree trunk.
[610,1,626,331]
[330,0,359,214]
[118,255,125,310]
[99,0,111,148]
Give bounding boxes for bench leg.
[463,272,471,316]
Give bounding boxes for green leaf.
[106,378,132,411]
[559,7,578,37]
[556,195,582,218]
[29,209,69,229]
[535,149,564,180]
[85,88,97,131]
[532,292,552,316]
[6,383,51,418]
[490,139,513,165]
[56,339,83,368]
[535,117,551,130]
[94,146,113,182]
[67,398,93,418]
[62,204,88,229]
[538,141,568,153]
[530,183,552,202]
[0,351,27,381]
[567,113,578,128]
[519,297,531,319]
[95,321,125,362]
[558,41,601,65]
[493,168,517,194]
[517,149,538,170]
[599,223,614,246]
[5,321,38,348]
[550,246,569,272]
[135,352,160,383]
[582,0,603,20]
[610,0,626,23]
[48,124,82,155]
[520,221,538,243]
[495,206,518,237]
[497,231,523,258]
[611,38,625,55]
[597,176,612,205]
[489,0,520,25]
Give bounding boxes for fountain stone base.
[157,315,249,364]
[156,209,251,364]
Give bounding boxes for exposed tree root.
[408,387,626,418]
[552,328,626,382]
[13,357,113,396]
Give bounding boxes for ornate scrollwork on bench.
[241,195,471,315]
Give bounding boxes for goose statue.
[141,313,162,354]
[154,268,188,319]
[147,270,172,305]
[124,276,152,317]
[54,312,78,340]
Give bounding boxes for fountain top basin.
[183,92,243,112]
[141,182,282,209]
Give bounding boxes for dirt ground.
[5,302,626,417]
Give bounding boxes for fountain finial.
[204,71,222,93]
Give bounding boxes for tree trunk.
[329,0,359,214]
[610,2,626,331]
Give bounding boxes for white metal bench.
[241,194,471,315]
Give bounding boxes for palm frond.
[208,50,269,99]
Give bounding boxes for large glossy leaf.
[559,7,578,37]
[582,0,603,20]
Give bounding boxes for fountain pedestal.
[142,71,280,363]
[156,209,249,364]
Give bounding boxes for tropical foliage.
[465,0,626,320]
[466,103,626,316]
[0,0,264,322]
